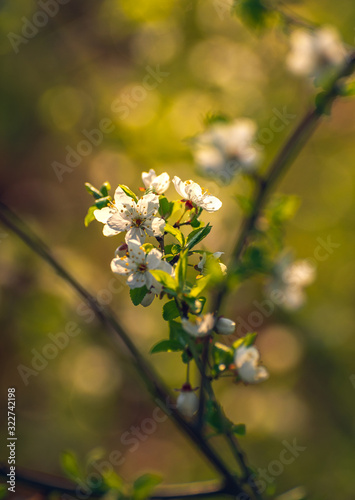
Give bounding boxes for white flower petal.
[94,207,114,224]
[172,176,188,198]
[142,169,156,189]
[198,194,222,212]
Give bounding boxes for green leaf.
[205,400,225,433]
[232,424,246,436]
[233,332,257,350]
[175,250,188,289]
[233,0,270,29]
[169,320,189,347]
[130,286,149,306]
[165,223,185,246]
[142,243,154,253]
[84,206,97,227]
[150,270,178,294]
[186,224,211,251]
[203,112,230,126]
[100,181,111,197]
[85,182,103,200]
[102,470,124,491]
[60,450,82,481]
[118,184,138,202]
[133,473,162,500]
[159,196,174,219]
[165,244,181,256]
[190,217,202,228]
[150,339,183,354]
[163,300,180,321]
[213,342,234,368]
[189,275,211,298]
[95,196,111,209]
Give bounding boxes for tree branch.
[0,202,246,497]
[212,51,355,313]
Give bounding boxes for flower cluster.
[191,118,261,184]
[266,255,316,310]
[85,171,269,411]
[286,26,347,82]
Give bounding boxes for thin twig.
[0,202,246,497]
[212,51,355,313]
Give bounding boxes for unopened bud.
[215,317,236,335]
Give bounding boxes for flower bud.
[115,243,128,257]
[176,384,199,418]
[215,317,236,335]
[141,292,155,307]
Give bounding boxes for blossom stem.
[0,201,248,498]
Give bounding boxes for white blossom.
[172,176,222,212]
[111,239,173,291]
[142,169,170,195]
[94,186,165,243]
[234,345,269,384]
[182,313,215,337]
[176,385,199,417]
[197,252,227,275]
[215,317,235,335]
[192,119,260,183]
[287,27,346,80]
[266,256,315,310]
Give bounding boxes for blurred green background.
[0,0,355,498]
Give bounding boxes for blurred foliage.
[0,0,355,498]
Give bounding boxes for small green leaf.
[190,217,202,228]
[130,286,149,306]
[169,320,189,347]
[159,196,174,219]
[233,332,257,350]
[186,224,211,250]
[205,400,225,433]
[233,0,270,29]
[84,206,97,227]
[213,342,234,367]
[85,182,103,200]
[189,275,211,298]
[118,184,138,202]
[232,423,246,436]
[175,250,188,289]
[142,243,154,253]
[165,224,185,246]
[165,244,181,256]
[163,300,180,321]
[100,182,111,197]
[133,473,162,500]
[60,450,82,481]
[102,470,124,491]
[150,339,183,353]
[203,112,230,126]
[150,270,177,294]
[95,196,112,209]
